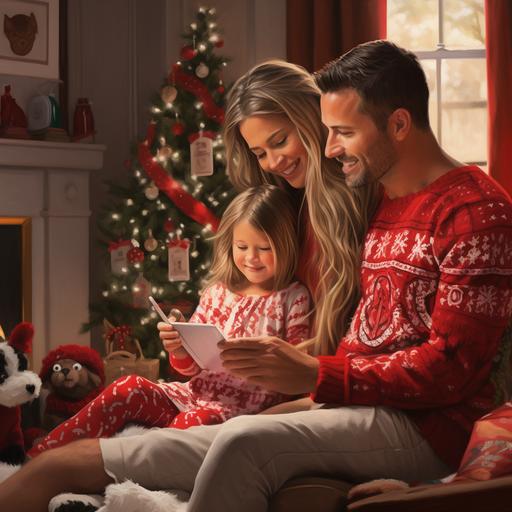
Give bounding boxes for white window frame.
[389,0,487,167]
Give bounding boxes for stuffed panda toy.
[0,322,41,465]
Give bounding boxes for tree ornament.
[144,229,158,252]
[161,85,177,104]
[108,240,132,275]
[180,45,197,61]
[195,62,209,78]
[157,145,173,160]
[104,323,133,351]
[214,39,224,48]
[168,239,191,282]
[190,133,214,176]
[172,122,185,136]
[127,246,145,264]
[217,83,225,94]
[164,218,176,233]
[145,182,159,200]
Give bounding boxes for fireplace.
[0,138,105,370]
[0,217,31,338]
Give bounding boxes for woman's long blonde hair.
[205,185,299,293]
[223,60,381,355]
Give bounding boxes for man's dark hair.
[314,40,430,130]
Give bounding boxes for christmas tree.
[84,6,236,371]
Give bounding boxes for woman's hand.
[218,336,319,395]
[158,312,189,359]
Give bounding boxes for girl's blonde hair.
[223,60,381,355]
[205,185,299,292]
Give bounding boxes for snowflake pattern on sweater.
[313,166,512,469]
[161,281,311,419]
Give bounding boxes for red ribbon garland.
[138,124,220,232]
[171,66,225,124]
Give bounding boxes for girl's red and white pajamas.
[29,281,310,456]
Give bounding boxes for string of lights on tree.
[82,6,236,369]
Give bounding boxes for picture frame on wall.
[0,0,59,80]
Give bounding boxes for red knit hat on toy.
[40,344,105,384]
[39,344,105,429]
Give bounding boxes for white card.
[171,322,225,372]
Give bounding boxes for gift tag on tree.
[190,133,213,176]
[168,239,191,281]
[145,181,159,200]
[133,273,151,308]
[108,240,132,275]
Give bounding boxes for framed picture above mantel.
[0,0,59,80]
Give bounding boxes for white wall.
[66,0,286,350]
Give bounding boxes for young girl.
[29,185,310,456]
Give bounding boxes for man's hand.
[218,336,319,394]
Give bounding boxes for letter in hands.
[218,336,320,395]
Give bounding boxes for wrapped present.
[456,402,512,481]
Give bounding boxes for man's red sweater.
[312,166,512,469]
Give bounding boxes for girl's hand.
[158,312,189,358]
[218,336,319,394]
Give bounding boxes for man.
[1,40,511,512]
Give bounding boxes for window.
[387,0,487,168]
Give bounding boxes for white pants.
[100,405,450,512]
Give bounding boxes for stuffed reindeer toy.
[0,322,41,465]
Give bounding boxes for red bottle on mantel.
[72,97,95,142]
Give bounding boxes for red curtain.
[485,0,512,195]
[287,0,387,72]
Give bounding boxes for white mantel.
[0,138,105,371]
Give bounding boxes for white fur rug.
[97,480,188,512]
[48,482,188,512]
